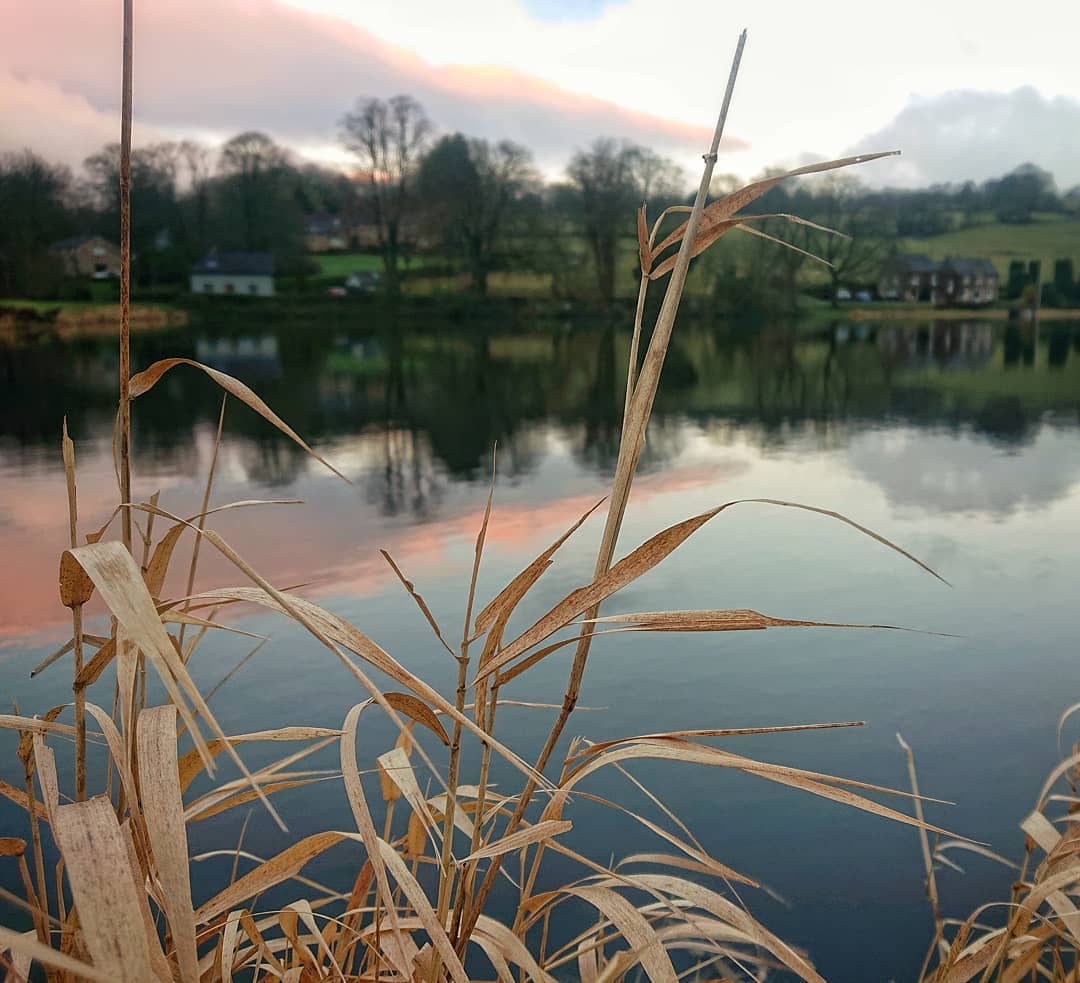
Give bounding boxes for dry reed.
[1,16,1033,983]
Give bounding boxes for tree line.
[2,92,1079,303]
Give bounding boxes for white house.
[190,252,275,297]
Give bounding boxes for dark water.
[3,307,1080,980]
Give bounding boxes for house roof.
[887,253,939,274]
[305,214,344,235]
[49,234,113,252]
[191,252,275,276]
[942,257,999,277]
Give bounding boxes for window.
[92,246,105,257]
[249,283,259,295]
[94,263,106,275]
[203,282,213,293]
[224,283,235,294]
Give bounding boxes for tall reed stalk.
[456,33,748,945]
[118,0,134,556]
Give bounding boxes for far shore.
[842,305,1080,321]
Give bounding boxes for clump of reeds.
[902,721,1080,981]
[0,20,961,983]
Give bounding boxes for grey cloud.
[849,87,1080,188]
[1,0,721,172]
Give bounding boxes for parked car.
[835,287,852,302]
[327,286,347,297]
[345,270,381,295]
[854,290,872,302]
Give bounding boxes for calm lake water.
[3,306,1080,980]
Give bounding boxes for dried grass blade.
[187,777,330,823]
[584,608,921,633]
[376,747,440,849]
[67,542,285,828]
[136,706,199,983]
[628,874,826,983]
[30,638,74,678]
[474,497,605,636]
[380,550,456,657]
[183,585,546,784]
[565,884,678,983]
[651,150,899,255]
[160,610,264,638]
[373,837,469,983]
[195,831,346,924]
[461,820,573,864]
[340,702,412,973]
[732,222,835,267]
[479,507,725,681]
[647,216,753,279]
[480,495,946,683]
[144,522,187,598]
[74,636,116,688]
[474,914,559,983]
[563,741,958,835]
[120,818,175,982]
[220,911,243,983]
[0,925,113,983]
[177,726,342,793]
[575,721,864,760]
[383,692,451,746]
[128,358,351,483]
[50,797,155,980]
[637,204,651,274]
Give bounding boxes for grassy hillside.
[903,214,1080,278]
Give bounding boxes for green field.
[0,298,89,312]
[316,252,418,278]
[903,215,1080,278]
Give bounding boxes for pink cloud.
[2,0,743,170]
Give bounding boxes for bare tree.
[218,131,289,251]
[178,140,212,243]
[799,177,896,305]
[631,147,686,202]
[566,138,681,302]
[418,134,536,294]
[340,94,432,294]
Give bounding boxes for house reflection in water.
[878,321,995,368]
[193,335,282,379]
[835,320,995,369]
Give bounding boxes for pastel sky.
[3,0,1080,188]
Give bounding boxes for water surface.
[3,309,1080,980]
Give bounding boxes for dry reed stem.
[178,395,227,655]
[433,450,496,978]
[61,420,87,803]
[898,734,943,979]
[459,32,749,946]
[118,0,133,556]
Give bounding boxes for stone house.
[303,215,348,253]
[935,258,1000,306]
[878,254,939,302]
[49,235,121,278]
[190,252,275,296]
